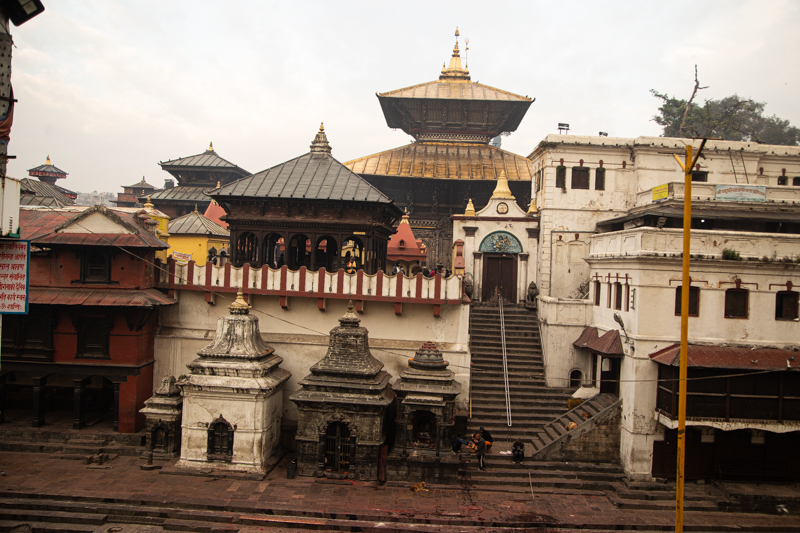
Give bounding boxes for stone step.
[0,508,107,526]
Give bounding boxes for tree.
[651,68,800,146]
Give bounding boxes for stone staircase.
[467,304,576,442]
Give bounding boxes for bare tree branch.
[678,65,709,135]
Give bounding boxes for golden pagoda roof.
[343,142,533,182]
[378,80,530,102]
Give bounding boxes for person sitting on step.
[478,426,493,450]
[512,438,525,464]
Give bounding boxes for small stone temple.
[388,341,462,482]
[290,302,394,480]
[140,376,183,458]
[177,291,290,474]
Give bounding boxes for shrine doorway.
[324,422,353,472]
[478,231,522,304]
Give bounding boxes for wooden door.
[482,254,517,304]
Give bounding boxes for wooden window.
[595,168,606,191]
[613,282,623,310]
[81,251,110,282]
[625,284,630,311]
[555,166,567,189]
[794,177,800,186]
[571,167,590,189]
[724,289,749,319]
[776,291,799,321]
[674,286,699,316]
[778,176,787,186]
[77,318,111,358]
[691,171,708,182]
[593,281,601,306]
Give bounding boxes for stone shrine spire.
[310,122,332,154]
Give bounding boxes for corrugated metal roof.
[28,162,68,176]
[20,207,170,249]
[169,210,230,236]
[344,142,533,181]
[143,186,212,203]
[585,329,624,357]
[125,178,155,189]
[650,344,800,370]
[212,152,393,203]
[30,287,177,307]
[159,148,249,175]
[379,80,530,102]
[573,326,599,349]
[19,179,74,207]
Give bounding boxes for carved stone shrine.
[177,291,290,474]
[290,301,394,481]
[387,341,462,482]
[139,375,183,458]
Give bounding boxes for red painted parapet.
[155,258,465,316]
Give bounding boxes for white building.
[529,135,800,480]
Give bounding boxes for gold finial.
[229,289,251,313]
[208,142,214,151]
[455,27,459,37]
[527,198,538,215]
[144,195,154,209]
[216,181,221,189]
[310,122,332,154]
[464,198,476,216]
[319,122,325,132]
[46,155,51,165]
[439,27,470,82]
[193,203,199,213]
[491,170,515,200]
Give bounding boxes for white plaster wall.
[537,296,594,388]
[156,292,471,423]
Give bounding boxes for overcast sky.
[6,1,800,193]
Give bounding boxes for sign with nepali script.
[715,184,766,202]
[652,184,669,202]
[172,251,192,264]
[0,239,30,314]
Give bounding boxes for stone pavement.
[1,451,800,532]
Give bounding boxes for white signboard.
[0,239,30,314]
[715,184,767,202]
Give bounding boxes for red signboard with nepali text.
[0,239,30,314]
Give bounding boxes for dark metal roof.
[28,162,68,177]
[598,201,800,227]
[159,148,249,176]
[20,207,169,249]
[19,179,74,207]
[212,152,394,204]
[169,210,230,236]
[344,142,533,181]
[650,343,800,370]
[573,326,599,349]
[125,178,155,189]
[585,329,624,357]
[142,185,212,203]
[30,287,177,307]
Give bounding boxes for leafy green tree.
[651,68,799,145]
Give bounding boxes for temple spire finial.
[439,27,470,82]
[46,155,51,165]
[208,142,214,151]
[310,122,332,154]
[491,170,515,200]
[464,198,476,216]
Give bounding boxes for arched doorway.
[341,237,364,270]
[263,233,283,268]
[235,232,258,266]
[287,234,311,270]
[314,236,338,271]
[479,231,523,304]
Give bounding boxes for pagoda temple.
[344,29,535,268]
[22,156,77,207]
[144,143,250,219]
[209,124,403,274]
[115,177,155,208]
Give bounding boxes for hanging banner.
[652,184,669,202]
[715,184,766,202]
[0,238,30,314]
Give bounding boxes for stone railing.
[155,259,467,317]
[635,181,800,207]
[589,227,800,261]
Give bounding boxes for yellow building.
[167,207,230,264]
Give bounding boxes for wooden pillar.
[112,381,121,432]
[72,377,89,430]
[32,375,48,428]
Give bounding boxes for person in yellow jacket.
[346,258,357,274]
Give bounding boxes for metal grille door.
[325,422,351,472]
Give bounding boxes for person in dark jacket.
[451,434,471,454]
[512,438,525,464]
[479,426,493,450]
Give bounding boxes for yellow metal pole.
[675,144,692,533]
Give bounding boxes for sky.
[6,0,800,194]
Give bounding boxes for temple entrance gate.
[479,231,523,304]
